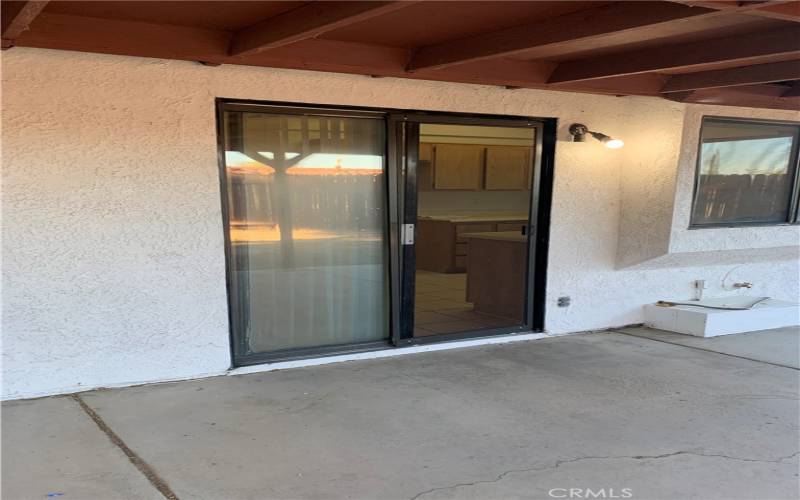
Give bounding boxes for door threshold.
[228,331,548,377]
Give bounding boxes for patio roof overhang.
[2,0,799,111]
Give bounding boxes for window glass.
[691,118,799,226]
[222,111,389,355]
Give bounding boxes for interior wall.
[3,48,798,399]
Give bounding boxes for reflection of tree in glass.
[706,150,720,175]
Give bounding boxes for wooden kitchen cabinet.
[416,216,529,273]
[464,233,527,321]
[417,143,435,191]
[416,219,457,273]
[418,162,434,191]
[433,144,484,190]
[419,142,434,162]
[421,143,533,192]
[484,146,532,190]
[455,223,494,241]
[497,222,526,232]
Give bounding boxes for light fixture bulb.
[590,131,624,149]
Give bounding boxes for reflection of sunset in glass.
[226,151,384,176]
[229,224,338,243]
[229,223,382,243]
[287,153,384,176]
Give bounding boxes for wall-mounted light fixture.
[569,123,624,149]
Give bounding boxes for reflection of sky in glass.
[700,137,792,176]
[226,151,265,167]
[258,151,300,160]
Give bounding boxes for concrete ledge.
[644,299,800,337]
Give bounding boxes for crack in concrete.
[610,330,799,371]
[70,394,180,500]
[409,450,800,500]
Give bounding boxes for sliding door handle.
[402,224,415,245]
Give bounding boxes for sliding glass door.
[219,105,390,361]
[218,101,554,365]
[389,114,544,345]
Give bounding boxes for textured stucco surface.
[670,106,800,254]
[616,102,800,266]
[616,99,685,267]
[3,49,799,399]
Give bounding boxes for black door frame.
[388,112,554,347]
[215,98,556,366]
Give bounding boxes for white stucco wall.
[3,49,799,399]
[670,106,800,254]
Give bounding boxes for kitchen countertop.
[418,213,528,223]
[460,231,528,242]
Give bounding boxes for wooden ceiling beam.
[14,13,231,61]
[672,1,800,22]
[406,2,730,72]
[661,60,800,92]
[1,1,48,49]
[246,44,665,95]
[9,7,794,110]
[11,12,664,96]
[782,82,800,96]
[676,83,800,110]
[751,1,800,22]
[228,1,416,57]
[672,1,779,10]
[663,90,696,102]
[548,26,800,84]
[247,47,666,95]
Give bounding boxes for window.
[690,117,800,227]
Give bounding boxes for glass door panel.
[221,109,389,358]
[398,120,538,341]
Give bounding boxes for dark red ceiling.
[3,0,799,110]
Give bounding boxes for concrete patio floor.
[3,327,799,500]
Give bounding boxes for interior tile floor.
[414,270,519,337]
